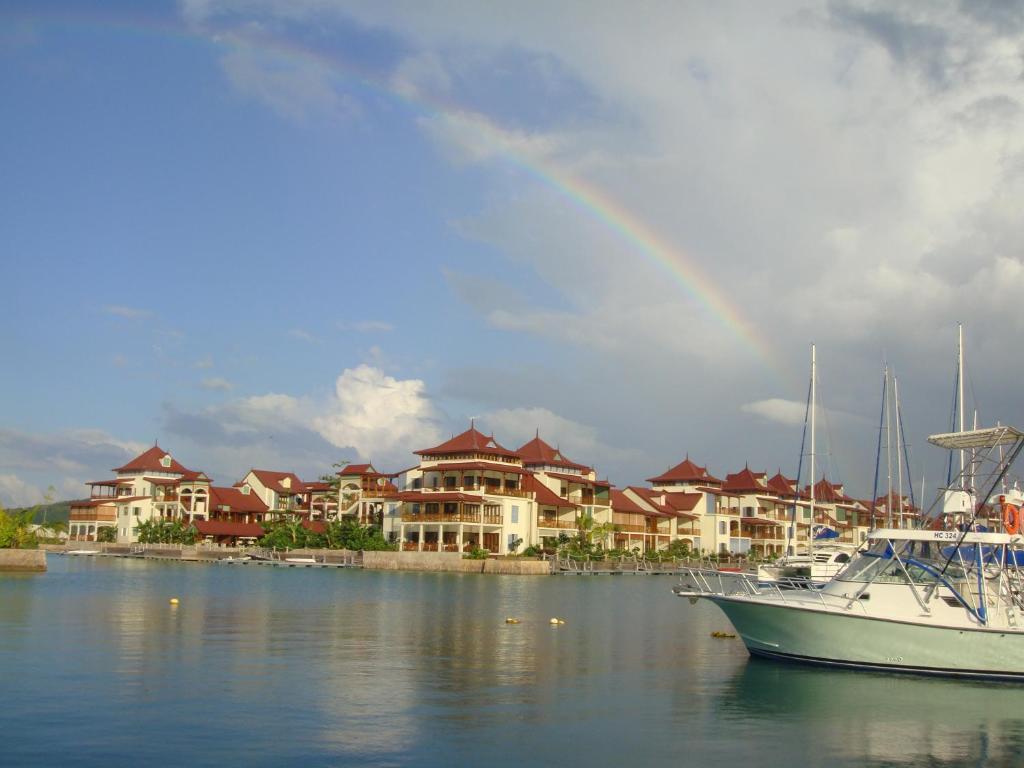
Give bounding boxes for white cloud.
[0,473,44,508]
[313,365,442,464]
[741,399,809,427]
[102,304,153,320]
[289,328,317,343]
[200,376,234,391]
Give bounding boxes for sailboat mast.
[809,343,816,555]
[885,365,894,529]
[895,374,905,529]
[958,322,965,483]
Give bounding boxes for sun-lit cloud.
[200,376,234,391]
[313,364,442,464]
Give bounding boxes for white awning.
[927,426,1024,450]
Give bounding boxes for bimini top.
[927,426,1024,451]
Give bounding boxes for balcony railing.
[70,510,116,522]
[537,518,576,529]
[402,512,503,525]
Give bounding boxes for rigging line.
[896,374,915,510]
[790,365,814,540]
[870,365,886,524]
[815,376,842,487]
[946,352,959,486]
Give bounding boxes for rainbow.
[12,6,781,376]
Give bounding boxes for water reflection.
[5,559,1024,767]
[720,659,1024,765]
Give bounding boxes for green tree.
[96,526,117,543]
[0,501,39,549]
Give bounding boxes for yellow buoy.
[169,598,180,605]
[549,617,560,625]
[505,617,521,624]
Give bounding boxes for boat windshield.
[836,540,967,584]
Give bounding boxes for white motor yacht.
[675,426,1024,680]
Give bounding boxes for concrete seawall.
[0,549,47,572]
[361,551,551,575]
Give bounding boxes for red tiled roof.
[517,434,590,471]
[723,467,768,494]
[543,470,606,486]
[741,516,782,526]
[338,463,374,476]
[88,479,133,486]
[193,520,264,538]
[415,425,519,458]
[524,475,577,509]
[424,461,527,475]
[767,472,798,497]
[302,520,327,533]
[806,477,848,503]
[662,492,703,513]
[210,486,269,515]
[303,481,334,492]
[249,470,306,494]
[611,489,647,515]
[114,445,194,475]
[623,487,675,517]
[647,456,722,485]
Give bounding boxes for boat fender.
[1002,500,1020,535]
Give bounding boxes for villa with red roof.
[69,444,212,543]
[384,423,534,554]
[517,431,613,549]
[336,462,399,528]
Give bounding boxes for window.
[511,505,519,524]
[133,507,141,516]
[719,521,727,535]
[161,455,171,468]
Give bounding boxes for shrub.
[463,547,490,560]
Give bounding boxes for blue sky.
[3,0,1024,505]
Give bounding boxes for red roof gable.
[516,433,590,471]
[662,492,703,513]
[806,477,848,503]
[624,487,674,517]
[415,425,519,458]
[249,469,306,494]
[209,486,269,515]
[723,467,768,494]
[611,489,647,515]
[767,472,797,497]
[647,456,721,485]
[114,445,193,475]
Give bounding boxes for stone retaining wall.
[361,551,550,575]
[0,549,47,572]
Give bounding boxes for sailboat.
[757,344,856,585]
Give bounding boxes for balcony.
[537,518,576,530]
[70,510,116,523]
[402,512,503,525]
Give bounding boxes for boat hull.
[709,596,1024,680]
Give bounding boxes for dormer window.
[161,455,172,468]
[241,485,250,495]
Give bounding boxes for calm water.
[2,557,1023,767]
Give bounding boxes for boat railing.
[674,567,870,614]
